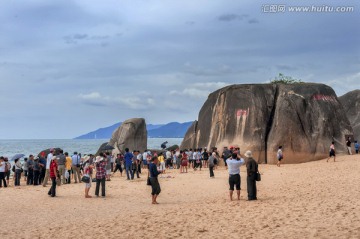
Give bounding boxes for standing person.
[105,152,112,181]
[65,152,72,184]
[245,151,258,201]
[57,150,66,184]
[346,137,352,155]
[208,152,216,178]
[187,149,193,169]
[180,151,188,173]
[277,146,283,167]
[165,150,172,169]
[4,158,11,186]
[95,156,107,197]
[158,153,165,174]
[222,147,231,169]
[83,159,93,198]
[226,153,245,201]
[27,155,35,185]
[110,153,115,173]
[14,158,22,186]
[131,151,140,180]
[48,156,58,197]
[71,152,81,183]
[124,148,134,180]
[33,157,41,185]
[149,156,162,204]
[23,158,28,182]
[202,148,209,168]
[38,153,46,185]
[0,157,7,188]
[327,142,336,162]
[42,148,54,187]
[137,150,142,174]
[113,154,123,176]
[175,150,181,169]
[142,150,148,169]
[354,140,359,154]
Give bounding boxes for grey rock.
[339,90,360,140]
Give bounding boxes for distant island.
[74,121,193,139]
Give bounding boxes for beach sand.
[1,154,360,239]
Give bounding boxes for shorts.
[149,177,161,195]
[159,162,165,170]
[143,160,148,166]
[329,150,335,157]
[6,171,10,180]
[277,157,283,161]
[229,174,241,191]
[106,169,111,175]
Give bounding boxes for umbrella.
[11,153,25,161]
[38,148,62,158]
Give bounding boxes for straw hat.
[244,150,253,158]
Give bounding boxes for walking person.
[95,156,107,197]
[277,146,283,167]
[245,151,258,201]
[47,156,58,197]
[124,148,134,180]
[0,157,7,188]
[113,154,123,176]
[226,153,245,201]
[71,152,81,183]
[346,137,352,155]
[327,142,336,162]
[131,151,140,179]
[14,158,22,186]
[42,148,54,187]
[208,152,216,178]
[149,156,162,204]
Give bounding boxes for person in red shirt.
[48,156,58,197]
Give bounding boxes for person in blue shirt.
[149,156,162,204]
[355,140,359,154]
[124,148,134,180]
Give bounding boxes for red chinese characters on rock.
[236,108,249,117]
[312,94,336,102]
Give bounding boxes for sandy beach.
[1,154,360,239]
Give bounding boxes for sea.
[0,138,183,160]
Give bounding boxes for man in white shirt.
[42,148,54,187]
[226,153,245,201]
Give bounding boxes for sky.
[0,0,359,139]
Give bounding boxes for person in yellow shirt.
[65,152,72,184]
[158,152,165,174]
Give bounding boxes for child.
[355,140,359,154]
[277,146,283,167]
[327,142,336,162]
[83,160,93,198]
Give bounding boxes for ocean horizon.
[0,138,183,158]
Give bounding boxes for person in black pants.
[0,157,7,188]
[27,155,35,185]
[245,151,258,201]
[95,156,107,197]
[113,154,123,176]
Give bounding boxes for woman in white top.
[0,157,7,187]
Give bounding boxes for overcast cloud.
[0,0,359,139]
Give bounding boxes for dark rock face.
[109,118,147,153]
[339,90,360,139]
[181,83,353,164]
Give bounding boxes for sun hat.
[51,156,57,161]
[244,150,253,158]
[95,156,103,163]
[212,152,216,156]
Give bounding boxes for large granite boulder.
[181,83,353,164]
[339,90,360,139]
[109,118,147,154]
